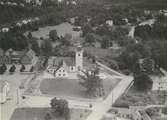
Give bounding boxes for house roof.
[0,80,8,93]
[25,49,36,59]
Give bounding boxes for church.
[47,46,97,78]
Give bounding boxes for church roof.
[48,57,75,66]
[48,57,75,71]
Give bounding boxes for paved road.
[86,76,133,120]
[19,95,93,110]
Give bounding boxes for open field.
[29,22,82,39]
[113,86,167,107]
[40,76,120,99]
[10,107,91,120]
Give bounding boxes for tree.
[0,66,5,74]
[119,43,151,71]
[49,30,59,41]
[20,64,26,72]
[29,37,40,55]
[162,107,167,115]
[101,35,111,48]
[9,65,16,74]
[41,39,52,56]
[1,64,7,72]
[27,32,32,39]
[44,113,52,120]
[50,97,70,120]
[134,73,153,91]
[30,66,34,72]
[82,24,93,37]
[78,67,104,97]
[84,33,95,45]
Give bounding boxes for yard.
[40,75,120,99]
[10,107,91,120]
[113,86,167,107]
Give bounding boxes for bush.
[162,107,167,115]
[30,66,34,72]
[20,64,26,72]
[9,65,16,74]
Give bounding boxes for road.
[86,76,133,120]
[0,73,31,120]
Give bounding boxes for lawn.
[28,22,82,39]
[10,107,91,120]
[113,86,167,107]
[40,76,120,99]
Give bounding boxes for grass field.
[40,76,120,99]
[10,108,91,120]
[29,22,82,39]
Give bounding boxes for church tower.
[75,45,83,71]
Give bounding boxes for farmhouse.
[0,80,10,104]
[47,46,97,77]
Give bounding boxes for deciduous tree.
[50,97,70,120]
[78,67,104,97]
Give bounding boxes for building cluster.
[159,10,167,16]
[0,1,25,7]
[24,0,78,6]
[24,0,42,5]
[0,48,37,65]
[47,46,97,78]
[108,106,152,120]
[0,17,39,33]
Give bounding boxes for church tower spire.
[75,45,83,71]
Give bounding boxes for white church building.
[47,46,97,78]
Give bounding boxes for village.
[0,0,167,120]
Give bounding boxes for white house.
[106,20,113,26]
[152,76,167,91]
[0,81,10,104]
